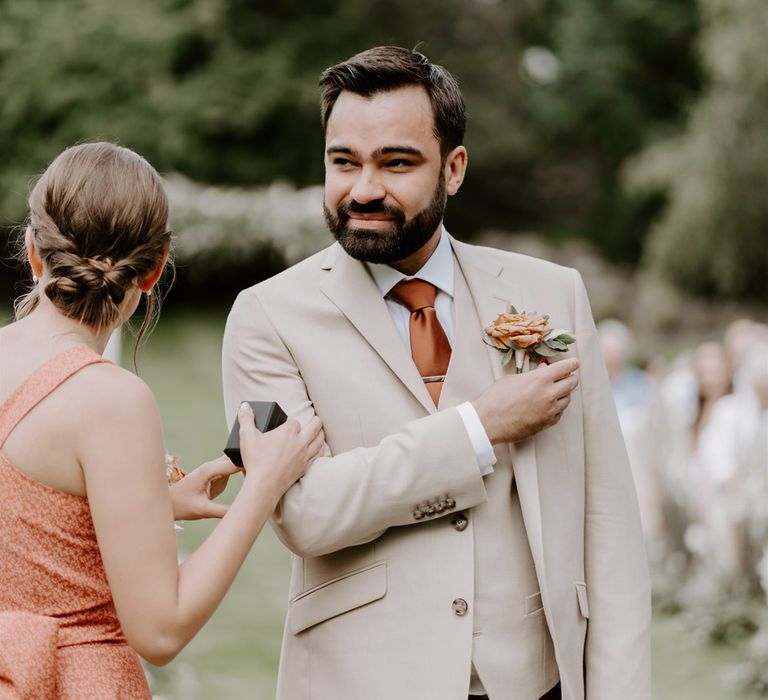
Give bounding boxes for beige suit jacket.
[222,237,651,700]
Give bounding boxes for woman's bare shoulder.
[70,362,160,424]
[70,363,165,479]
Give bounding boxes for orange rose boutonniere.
[483,305,575,373]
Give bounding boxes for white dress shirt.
[366,229,496,475]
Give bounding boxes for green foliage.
[626,0,768,299]
[515,0,703,260]
[163,175,329,301]
[0,0,703,272]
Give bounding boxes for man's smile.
[346,213,397,228]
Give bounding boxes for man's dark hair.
[319,46,466,157]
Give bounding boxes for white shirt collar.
[366,227,454,299]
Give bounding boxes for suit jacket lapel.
[438,260,495,409]
[451,238,548,586]
[319,244,435,414]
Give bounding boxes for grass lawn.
[18,307,756,700]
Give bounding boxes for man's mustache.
[338,200,405,220]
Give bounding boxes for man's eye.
[333,158,356,167]
[387,159,412,169]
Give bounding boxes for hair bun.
[43,251,135,327]
[87,256,115,276]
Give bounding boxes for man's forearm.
[271,408,488,558]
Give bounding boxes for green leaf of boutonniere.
[501,347,515,366]
[542,329,576,353]
[507,304,518,315]
[545,338,570,351]
[534,343,561,357]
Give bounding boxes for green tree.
[0,0,702,278]
[626,0,768,299]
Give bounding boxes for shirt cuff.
[455,402,496,476]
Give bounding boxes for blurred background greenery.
[1,0,767,307]
[2,0,767,698]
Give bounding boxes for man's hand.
[472,358,580,444]
[169,457,243,520]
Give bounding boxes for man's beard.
[323,176,446,265]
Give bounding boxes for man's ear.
[444,146,468,196]
[25,227,44,278]
[138,247,170,292]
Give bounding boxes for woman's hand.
[237,403,324,497]
[169,457,243,520]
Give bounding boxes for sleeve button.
[451,513,468,531]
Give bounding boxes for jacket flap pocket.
[575,581,589,619]
[290,561,387,634]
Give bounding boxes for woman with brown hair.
[0,142,323,698]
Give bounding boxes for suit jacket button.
[451,513,468,531]
[452,598,468,616]
[445,497,456,509]
[413,510,424,520]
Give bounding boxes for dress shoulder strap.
[0,346,108,447]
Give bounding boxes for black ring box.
[224,401,288,467]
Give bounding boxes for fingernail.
[239,402,251,411]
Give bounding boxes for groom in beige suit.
[223,47,650,700]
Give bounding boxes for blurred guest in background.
[597,319,664,543]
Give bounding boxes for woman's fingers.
[306,430,325,461]
[238,403,263,440]
[238,403,266,468]
[238,409,323,483]
[202,456,241,479]
[300,416,323,443]
[200,501,229,519]
[202,457,242,497]
[300,417,324,462]
[284,418,301,434]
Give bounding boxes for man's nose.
[349,168,385,204]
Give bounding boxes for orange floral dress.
[0,347,151,699]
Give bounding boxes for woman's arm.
[78,368,322,666]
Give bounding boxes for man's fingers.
[554,392,571,414]
[554,372,579,399]
[545,357,580,379]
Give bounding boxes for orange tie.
[389,279,452,405]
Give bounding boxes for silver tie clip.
[422,375,446,384]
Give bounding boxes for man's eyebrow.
[326,146,359,157]
[372,146,424,159]
[325,145,425,159]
